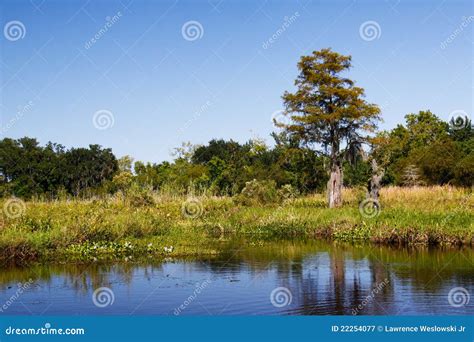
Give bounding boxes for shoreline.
[1,187,472,264]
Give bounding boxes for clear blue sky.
[0,0,472,163]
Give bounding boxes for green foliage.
[112,171,134,192]
[0,137,118,198]
[453,153,474,186]
[236,179,280,206]
[0,187,471,262]
[374,110,473,187]
[280,48,380,166]
[277,184,300,200]
[125,183,155,207]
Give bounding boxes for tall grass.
[0,186,472,263]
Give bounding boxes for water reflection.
[0,240,473,315]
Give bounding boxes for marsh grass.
[0,186,472,263]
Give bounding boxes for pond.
[0,240,473,315]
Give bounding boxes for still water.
[0,240,473,315]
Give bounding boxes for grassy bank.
[0,186,472,263]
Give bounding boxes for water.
[1,240,473,315]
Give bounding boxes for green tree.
[279,48,380,207]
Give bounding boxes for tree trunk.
[327,162,343,208]
[367,159,384,201]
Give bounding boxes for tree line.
[0,108,471,200]
[0,49,472,204]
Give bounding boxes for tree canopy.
[279,48,381,207]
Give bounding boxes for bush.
[235,179,280,206]
[126,184,155,207]
[277,184,300,201]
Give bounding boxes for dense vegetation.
[0,186,472,263]
[0,110,471,200]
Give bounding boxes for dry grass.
[0,186,472,263]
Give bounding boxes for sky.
[0,0,472,163]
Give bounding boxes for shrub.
[277,184,300,201]
[236,179,279,206]
[126,184,155,207]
